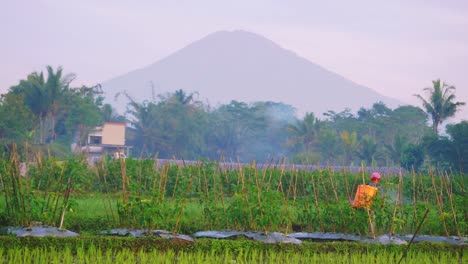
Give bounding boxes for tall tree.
[401,144,425,171]
[317,128,341,163]
[43,66,76,141]
[64,85,104,147]
[357,135,378,165]
[206,100,264,161]
[11,72,48,143]
[101,104,126,122]
[163,90,207,159]
[11,66,75,143]
[124,92,161,157]
[425,121,468,173]
[125,89,209,159]
[0,93,34,141]
[414,79,465,135]
[446,121,468,173]
[384,134,408,166]
[340,130,358,165]
[286,112,321,153]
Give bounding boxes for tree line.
[0,66,466,172]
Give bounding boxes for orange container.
[352,184,378,209]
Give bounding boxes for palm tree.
[10,66,75,143]
[11,72,48,143]
[286,112,321,152]
[171,89,195,105]
[415,79,465,135]
[123,91,161,156]
[43,66,76,141]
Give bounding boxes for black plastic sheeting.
[194,231,467,245]
[393,234,466,245]
[0,226,79,237]
[194,231,302,244]
[99,229,195,243]
[1,226,466,246]
[289,232,409,245]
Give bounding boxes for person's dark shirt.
[368,181,384,196]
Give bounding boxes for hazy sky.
[1,0,467,121]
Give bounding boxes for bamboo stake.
[318,168,335,232]
[419,171,427,204]
[0,163,11,217]
[158,164,169,203]
[346,167,360,234]
[172,174,194,234]
[171,164,181,201]
[310,173,323,231]
[260,157,270,186]
[430,168,449,237]
[328,169,346,228]
[443,171,461,238]
[152,159,160,195]
[397,208,430,264]
[211,161,221,230]
[14,144,29,225]
[276,164,285,193]
[279,168,295,234]
[11,144,27,225]
[240,164,255,230]
[219,188,228,229]
[247,163,256,230]
[360,162,375,238]
[120,158,127,204]
[58,178,73,230]
[285,169,294,200]
[211,164,220,229]
[299,170,309,230]
[342,168,352,205]
[1,152,15,223]
[411,167,418,230]
[265,161,278,192]
[203,163,209,199]
[50,162,67,226]
[286,170,300,234]
[254,164,264,227]
[318,169,330,202]
[389,170,403,236]
[94,164,111,225]
[102,161,116,225]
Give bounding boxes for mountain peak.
[102,30,402,116]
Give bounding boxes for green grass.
[73,194,115,218]
[0,246,463,264]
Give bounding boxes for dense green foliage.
[1,67,466,171]
[1,151,466,237]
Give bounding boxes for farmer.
[352,172,383,209]
[369,172,383,195]
[368,172,384,237]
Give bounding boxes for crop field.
[0,149,466,263]
[0,245,463,264]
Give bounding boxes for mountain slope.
[101,30,402,116]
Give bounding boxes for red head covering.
[370,172,381,181]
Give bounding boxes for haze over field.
[1,1,467,121]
